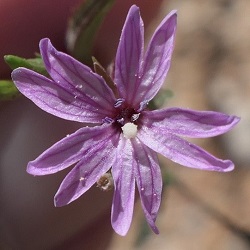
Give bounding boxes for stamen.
[117,117,125,125]
[114,98,125,108]
[131,113,140,122]
[138,100,149,112]
[121,122,138,139]
[103,117,114,124]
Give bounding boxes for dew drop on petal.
[76,84,83,89]
[79,176,87,186]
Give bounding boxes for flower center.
[115,107,140,139]
[121,122,138,139]
[104,99,141,139]
[114,107,136,124]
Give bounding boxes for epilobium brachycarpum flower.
[11,5,240,236]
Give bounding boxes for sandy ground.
[108,0,250,249]
[1,1,250,249]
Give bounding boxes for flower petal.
[138,126,234,172]
[54,128,119,206]
[12,68,112,123]
[27,124,118,175]
[135,10,177,105]
[142,107,240,138]
[111,137,135,236]
[40,38,116,117]
[114,5,144,105]
[132,139,162,234]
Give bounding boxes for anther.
[138,100,149,112]
[131,113,140,122]
[114,98,125,108]
[103,117,114,124]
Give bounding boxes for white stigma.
[121,122,138,139]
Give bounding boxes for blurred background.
[1,0,249,249]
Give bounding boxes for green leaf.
[4,55,48,76]
[0,80,20,101]
[66,0,115,64]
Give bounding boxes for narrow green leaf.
[0,80,20,101]
[66,0,115,64]
[4,55,48,76]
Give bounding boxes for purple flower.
[11,5,239,235]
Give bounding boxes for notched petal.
[111,138,135,236]
[135,10,177,105]
[40,38,116,115]
[138,127,235,172]
[27,125,118,176]
[142,108,240,138]
[114,5,144,105]
[132,139,161,234]
[54,126,120,206]
[11,67,112,123]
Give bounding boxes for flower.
[11,5,240,236]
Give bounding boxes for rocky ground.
[1,0,249,249]
[108,0,250,249]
